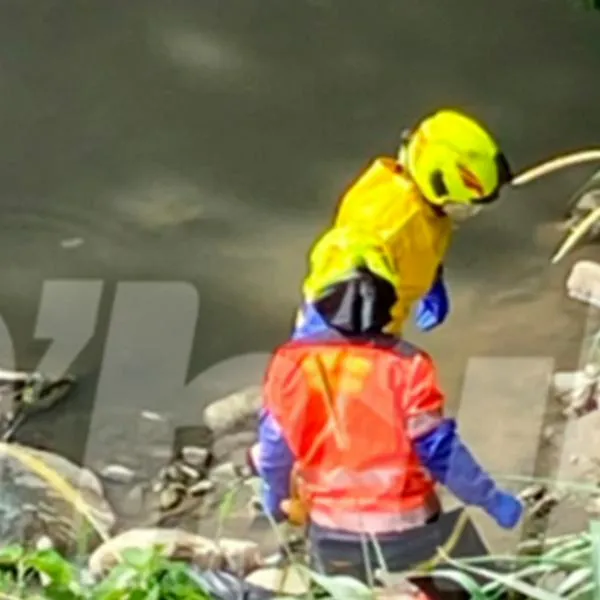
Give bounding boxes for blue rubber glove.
[414,419,523,530]
[485,489,524,529]
[415,268,450,332]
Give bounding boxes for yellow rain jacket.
[300,157,453,335]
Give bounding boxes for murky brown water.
[0,0,599,547]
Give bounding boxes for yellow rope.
[507,148,600,263]
[511,149,600,187]
[0,442,110,541]
[412,509,472,572]
[551,205,600,264]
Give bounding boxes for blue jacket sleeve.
[414,419,523,529]
[415,266,450,332]
[256,408,295,522]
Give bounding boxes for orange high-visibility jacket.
[263,336,444,533]
[301,158,453,335]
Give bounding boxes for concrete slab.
[451,357,554,552]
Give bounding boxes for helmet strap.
[396,129,412,166]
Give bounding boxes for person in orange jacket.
[252,258,523,585]
[294,109,513,339]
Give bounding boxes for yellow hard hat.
[399,109,513,206]
[303,227,399,302]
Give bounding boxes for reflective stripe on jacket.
[263,336,444,533]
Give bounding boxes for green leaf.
[127,590,152,600]
[303,568,372,599]
[447,559,566,600]
[590,520,600,598]
[43,584,84,600]
[96,563,139,591]
[0,545,24,564]
[121,547,156,569]
[218,483,241,522]
[23,549,76,587]
[145,585,162,600]
[555,567,591,595]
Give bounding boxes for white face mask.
[442,202,483,222]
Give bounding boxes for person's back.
[296,109,513,338]
[264,335,442,532]
[303,158,452,334]
[255,258,523,588]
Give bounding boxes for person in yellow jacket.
[294,109,514,338]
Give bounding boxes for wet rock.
[159,485,186,511]
[218,538,262,573]
[528,492,562,520]
[566,260,600,307]
[552,371,578,399]
[245,565,309,596]
[172,425,213,456]
[0,444,115,554]
[188,479,215,497]
[519,484,547,504]
[181,446,211,468]
[203,386,262,434]
[100,464,137,485]
[88,528,223,576]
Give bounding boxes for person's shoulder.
[378,336,428,360]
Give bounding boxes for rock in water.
[203,386,262,434]
[0,444,115,554]
[181,446,211,468]
[566,260,600,308]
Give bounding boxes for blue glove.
[485,490,524,529]
[415,269,449,332]
[415,419,523,529]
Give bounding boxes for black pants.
[308,508,489,599]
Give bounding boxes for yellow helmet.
[398,109,513,206]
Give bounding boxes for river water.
[0,0,599,542]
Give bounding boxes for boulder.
[566,260,600,308]
[0,443,115,554]
[203,386,261,434]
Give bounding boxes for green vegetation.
[0,524,596,599]
[0,545,212,600]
